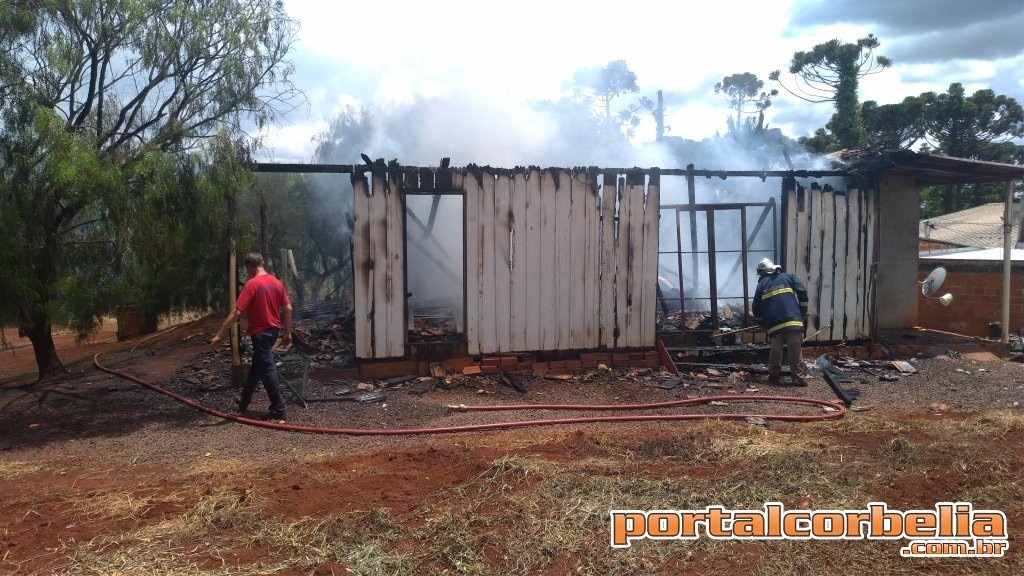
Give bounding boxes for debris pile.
[409,306,459,343]
[657,304,749,333]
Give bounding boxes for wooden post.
[229,248,245,388]
[280,248,289,293]
[288,249,298,279]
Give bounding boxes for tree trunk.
[20,303,64,381]
[259,191,269,265]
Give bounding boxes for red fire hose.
[93,353,846,435]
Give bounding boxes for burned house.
[256,150,1024,369]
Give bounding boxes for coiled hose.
[94,353,846,435]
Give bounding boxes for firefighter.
[752,258,809,386]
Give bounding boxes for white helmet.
[756,258,781,275]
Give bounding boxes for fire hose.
[93,353,846,435]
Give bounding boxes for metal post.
[1002,181,1013,343]
[686,164,698,293]
[707,209,718,331]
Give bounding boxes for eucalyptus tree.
[771,35,891,150]
[0,0,300,379]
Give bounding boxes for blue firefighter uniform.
[752,271,808,335]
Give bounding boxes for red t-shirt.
[234,273,290,336]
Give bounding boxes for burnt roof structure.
[838,149,1024,186]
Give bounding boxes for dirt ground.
[2,316,1023,575]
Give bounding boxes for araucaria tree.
[0,0,299,379]
[919,83,1024,213]
[771,34,891,151]
[566,59,648,140]
[714,72,778,133]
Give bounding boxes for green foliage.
[313,105,379,164]
[124,137,243,324]
[247,171,354,305]
[921,83,1024,157]
[564,59,646,140]
[861,96,926,150]
[771,34,891,150]
[247,105,370,306]
[715,72,778,128]
[798,128,836,155]
[0,0,298,377]
[917,83,1024,214]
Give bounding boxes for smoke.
[294,91,843,326]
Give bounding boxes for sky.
[258,0,1024,165]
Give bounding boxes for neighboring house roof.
[921,247,1024,261]
[919,202,1023,250]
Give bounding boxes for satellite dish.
[920,266,947,297]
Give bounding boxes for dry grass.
[0,460,44,479]
[185,458,258,477]
[36,413,1024,575]
[68,489,154,521]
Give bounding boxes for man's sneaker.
[262,412,286,423]
[767,374,781,383]
[234,395,249,412]
[791,374,808,387]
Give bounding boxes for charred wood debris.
[658,306,933,409]
[188,300,929,409]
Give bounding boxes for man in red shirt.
[210,252,292,421]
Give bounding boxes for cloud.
[789,0,1023,36]
[788,0,1024,63]
[886,13,1024,63]
[260,0,1023,163]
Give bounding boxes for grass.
[0,460,43,479]
[18,412,1024,575]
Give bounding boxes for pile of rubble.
[657,303,749,332]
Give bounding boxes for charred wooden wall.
[352,168,407,359]
[351,165,660,359]
[464,167,659,355]
[783,183,877,341]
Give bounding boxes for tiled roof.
[919,203,1022,249]
[921,247,1024,261]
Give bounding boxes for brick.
[442,356,477,372]
[463,365,482,375]
[532,363,549,376]
[482,356,500,366]
[565,360,582,371]
[360,360,419,379]
[480,365,500,375]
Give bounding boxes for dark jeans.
[239,328,286,417]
